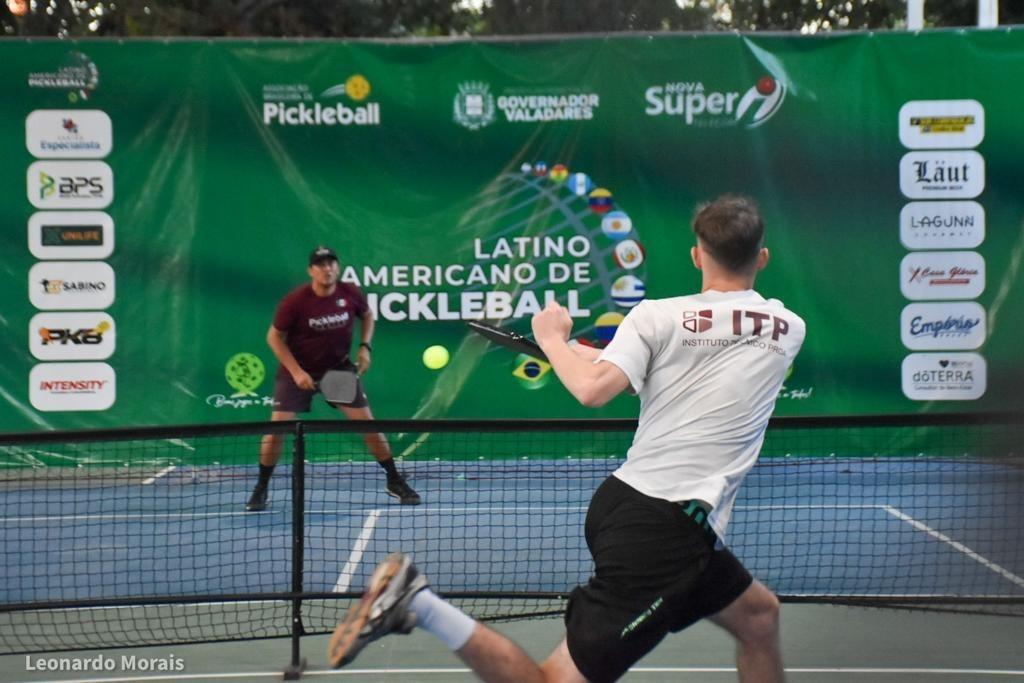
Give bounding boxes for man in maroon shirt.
[246,246,420,510]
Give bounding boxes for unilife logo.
[644,75,786,128]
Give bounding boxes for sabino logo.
[682,310,713,333]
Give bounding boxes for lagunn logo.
[29,261,115,310]
[682,309,713,333]
[899,100,984,149]
[30,312,115,361]
[27,161,114,209]
[901,352,986,401]
[262,75,380,127]
[29,362,116,411]
[29,211,114,260]
[900,251,985,301]
[644,74,785,128]
[453,82,496,130]
[899,151,984,199]
[899,201,984,250]
[26,110,113,159]
[900,302,985,351]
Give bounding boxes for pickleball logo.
[453,82,496,130]
[225,352,266,397]
[682,309,713,333]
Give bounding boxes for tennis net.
[0,414,1020,658]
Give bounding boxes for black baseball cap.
[309,246,338,265]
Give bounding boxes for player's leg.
[707,579,784,683]
[246,372,313,511]
[329,553,584,683]
[336,398,420,505]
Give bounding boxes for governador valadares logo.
[262,74,380,127]
[454,82,600,129]
[644,74,786,128]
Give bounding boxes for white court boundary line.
[18,666,1024,682]
[141,466,176,485]
[4,503,1023,590]
[332,509,382,593]
[883,505,1024,589]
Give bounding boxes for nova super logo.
[262,75,380,127]
[644,75,786,128]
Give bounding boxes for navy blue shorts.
[272,361,369,412]
[565,475,753,683]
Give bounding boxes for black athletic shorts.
[564,475,753,683]
[272,360,368,411]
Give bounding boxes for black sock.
[257,464,275,488]
[377,457,399,480]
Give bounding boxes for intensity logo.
[644,74,786,128]
[453,82,496,130]
[682,309,713,333]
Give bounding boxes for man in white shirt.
[329,195,806,683]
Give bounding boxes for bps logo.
[29,362,116,412]
[644,75,785,128]
[27,161,113,209]
[29,312,115,361]
[682,309,713,333]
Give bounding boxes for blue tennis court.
[3,457,1022,610]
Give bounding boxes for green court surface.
[1,606,1022,683]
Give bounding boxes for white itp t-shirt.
[598,289,806,541]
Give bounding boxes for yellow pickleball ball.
[422,345,449,370]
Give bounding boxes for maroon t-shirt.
[272,282,369,378]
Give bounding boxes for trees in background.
[3,0,1022,38]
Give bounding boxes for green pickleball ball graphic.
[225,353,266,397]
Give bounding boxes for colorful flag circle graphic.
[520,162,533,174]
[512,353,552,389]
[613,239,645,269]
[533,161,548,177]
[588,188,614,214]
[594,312,625,343]
[611,275,645,308]
[568,172,594,196]
[601,210,632,239]
[549,164,569,183]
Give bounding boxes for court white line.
[141,466,176,485]
[333,509,382,593]
[884,505,1024,589]
[20,666,1024,682]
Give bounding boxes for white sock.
[409,589,477,651]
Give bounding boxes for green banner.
[2,31,1022,432]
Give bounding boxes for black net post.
[284,421,306,680]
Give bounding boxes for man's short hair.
[691,195,764,273]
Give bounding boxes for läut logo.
[682,310,713,333]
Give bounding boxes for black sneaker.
[245,485,268,512]
[328,552,428,668]
[386,476,421,505]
